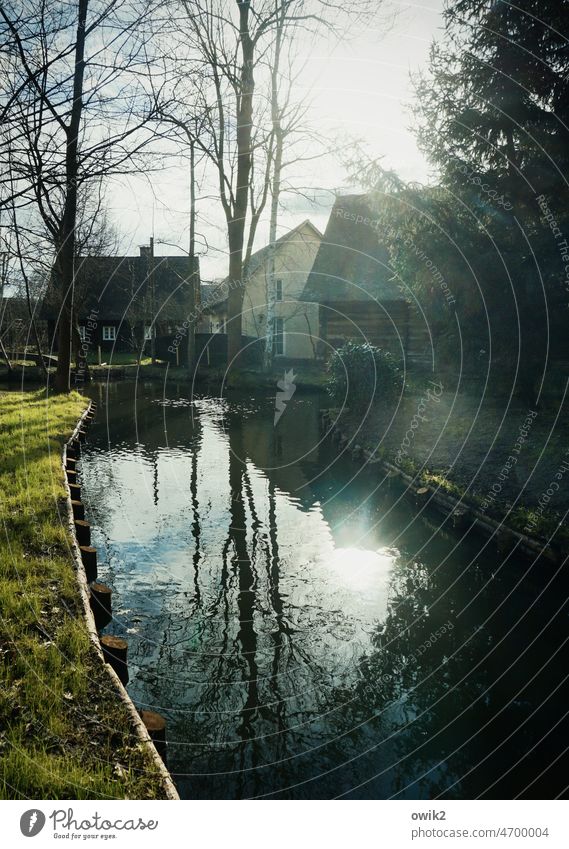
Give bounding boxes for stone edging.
[62,401,180,800]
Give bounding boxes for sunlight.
[327,545,395,597]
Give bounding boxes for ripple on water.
[80,384,569,800]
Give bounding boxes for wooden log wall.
[321,300,431,365]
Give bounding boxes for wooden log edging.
[320,408,562,565]
[61,400,179,800]
[379,458,560,564]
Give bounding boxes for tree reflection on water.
[81,383,569,799]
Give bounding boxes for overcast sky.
[108,0,445,281]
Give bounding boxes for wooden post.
[98,345,102,365]
[101,635,129,685]
[79,545,97,582]
[69,482,81,501]
[67,469,77,485]
[496,530,516,555]
[90,582,112,629]
[66,456,77,471]
[351,444,363,461]
[74,519,90,546]
[78,429,87,443]
[140,710,167,762]
[71,500,84,521]
[451,508,469,531]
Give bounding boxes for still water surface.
[81,381,568,799]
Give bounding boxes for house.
[197,280,228,335]
[300,195,430,363]
[202,220,323,361]
[0,296,45,356]
[42,244,198,361]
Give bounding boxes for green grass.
[0,388,168,799]
[507,505,569,546]
[87,352,155,366]
[421,470,465,498]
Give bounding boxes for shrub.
[326,341,402,411]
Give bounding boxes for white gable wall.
[241,221,321,360]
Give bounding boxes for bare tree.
[0,232,14,371]
[0,0,167,391]
[175,0,387,366]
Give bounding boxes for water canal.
[80,381,568,799]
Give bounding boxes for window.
[78,325,86,341]
[102,325,116,341]
[275,318,284,356]
[275,279,283,301]
[144,325,152,341]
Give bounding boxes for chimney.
[139,245,150,258]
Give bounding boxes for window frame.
[102,325,116,342]
[275,279,283,302]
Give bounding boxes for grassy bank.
[0,388,167,799]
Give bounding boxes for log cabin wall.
[320,300,430,366]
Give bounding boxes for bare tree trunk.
[189,139,196,261]
[149,236,156,364]
[264,141,283,373]
[187,138,197,375]
[1,240,13,372]
[263,4,285,372]
[24,274,47,378]
[9,204,47,376]
[54,0,89,393]
[0,339,11,371]
[227,0,255,365]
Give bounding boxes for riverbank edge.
[64,403,180,800]
[0,362,328,391]
[321,408,566,566]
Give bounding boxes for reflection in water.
[81,382,568,799]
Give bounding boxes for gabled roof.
[244,219,323,279]
[300,195,402,303]
[202,220,323,312]
[199,280,227,313]
[214,220,323,299]
[41,254,198,321]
